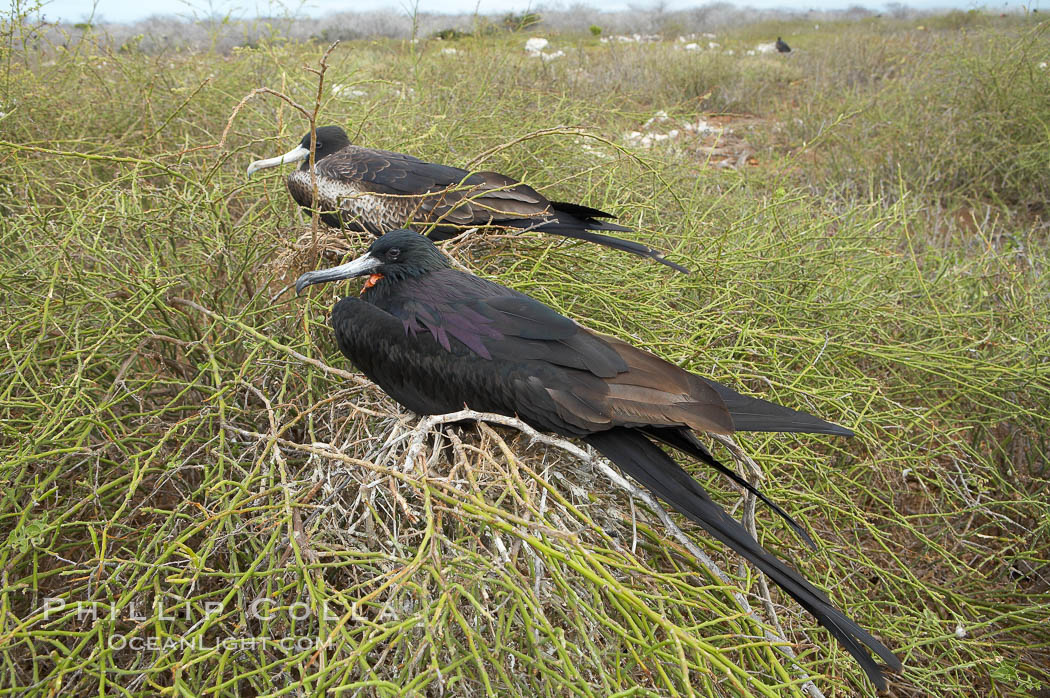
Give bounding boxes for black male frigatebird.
[295,229,902,690]
[247,126,688,273]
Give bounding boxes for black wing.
[370,269,848,436]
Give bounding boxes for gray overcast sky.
[42,0,1025,25]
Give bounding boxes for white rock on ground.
[524,37,549,54]
[331,84,367,98]
[643,111,670,128]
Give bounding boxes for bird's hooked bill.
[295,252,381,295]
[246,145,311,177]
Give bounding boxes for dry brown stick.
[305,41,340,256]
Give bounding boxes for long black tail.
[548,200,621,221]
[699,379,855,436]
[585,428,902,690]
[506,211,691,274]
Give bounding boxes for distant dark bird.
[247,126,688,273]
[776,36,792,53]
[296,229,903,689]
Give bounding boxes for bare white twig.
[223,405,825,695]
[400,409,825,697]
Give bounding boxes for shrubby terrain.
[1,8,1048,697]
[40,3,928,53]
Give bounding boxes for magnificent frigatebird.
[776,36,792,53]
[295,229,902,689]
[247,126,689,273]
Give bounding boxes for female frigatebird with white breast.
[247,126,689,273]
[295,229,903,689]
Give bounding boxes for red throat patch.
[361,273,384,293]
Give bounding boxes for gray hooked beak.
[295,252,382,295]
[246,145,311,177]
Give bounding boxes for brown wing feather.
[417,171,554,225]
[313,147,555,227]
[541,328,735,436]
[597,331,735,434]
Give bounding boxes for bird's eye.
[387,248,400,260]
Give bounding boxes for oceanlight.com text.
[107,635,321,652]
